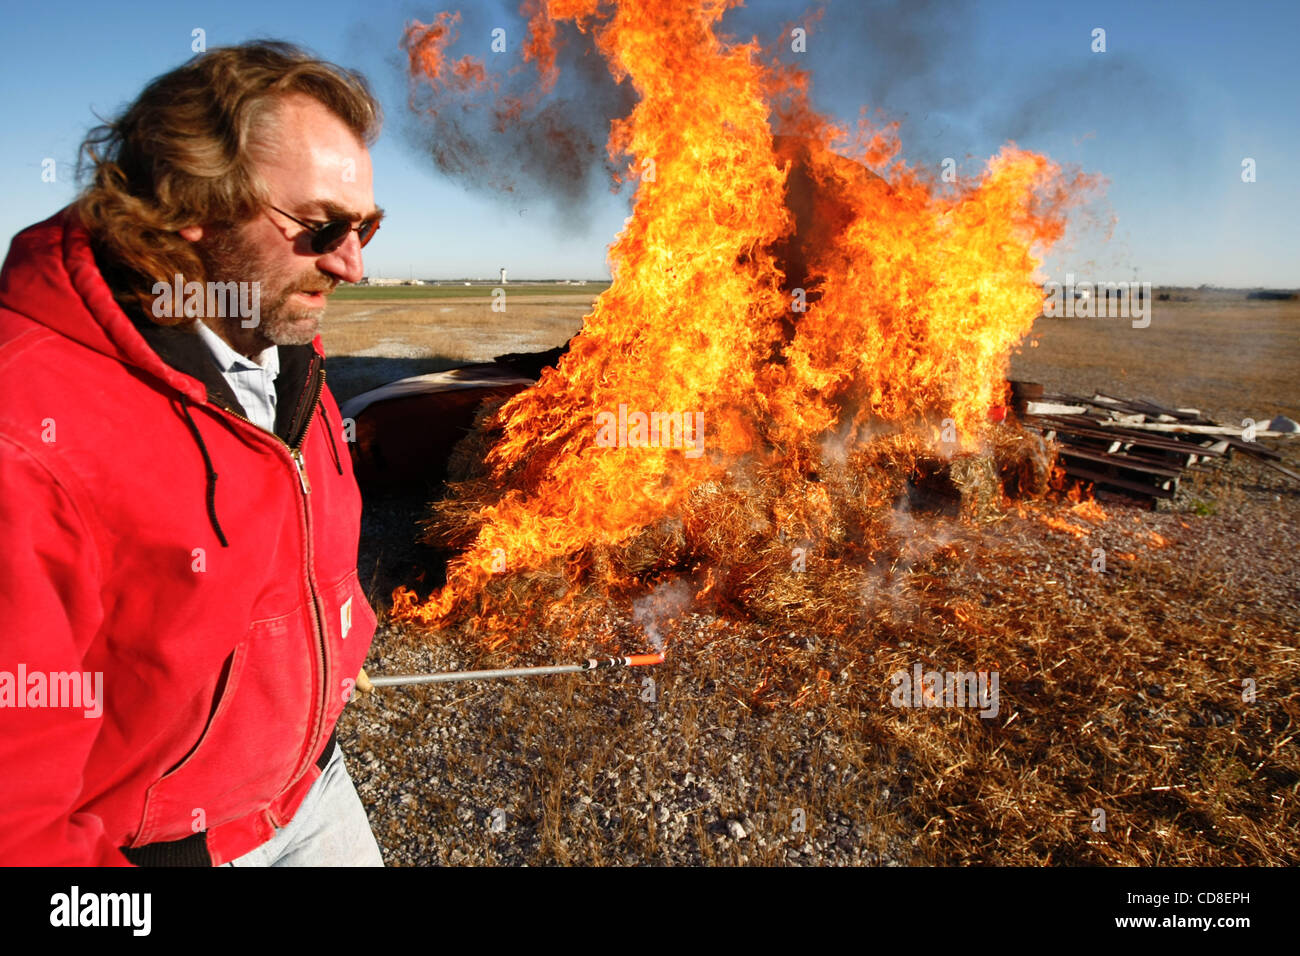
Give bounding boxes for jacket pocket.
[130,605,315,847]
[321,569,378,731]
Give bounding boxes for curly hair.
[76,40,382,323]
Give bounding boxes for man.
[0,41,383,866]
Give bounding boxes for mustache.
[264,277,336,309]
[296,279,337,294]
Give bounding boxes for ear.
[179,224,204,242]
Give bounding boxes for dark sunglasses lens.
[358,219,379,248]
[313,221,352,254]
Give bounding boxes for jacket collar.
[130,313,322,446]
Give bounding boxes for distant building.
[358,276,424,286]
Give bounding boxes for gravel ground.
[343,616,916,865]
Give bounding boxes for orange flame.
[393,0,1095,630]
[1070,499,1108,524]
[402,13,490,98]
[1040,515,1089,538]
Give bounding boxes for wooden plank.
[1059,463,1177,500]
[1218,435,1284,460]
[1090,393,1157,416]
[1058,445,1184,478]
[1025,401,1088,416]
[1051,435,1220,465]
[1094,393,1206,422]
[1025,416,1225,458]
[1071,444,1202,473]
[1051,433,1200,471]
[1094,424,1227,451]
[1089,420,1293,442]
[1032,414,1205,447]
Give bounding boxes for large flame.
[393,0,1093,629]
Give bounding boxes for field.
[1009,298,1300,426]
[325,288,1299,866]
[330,282,610,301]
[320,290,595,405]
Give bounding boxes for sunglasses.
[269,205,381,254]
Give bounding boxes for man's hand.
[355,666,373,695]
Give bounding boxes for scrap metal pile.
[1012,381,1299,505]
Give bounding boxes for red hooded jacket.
[0,208,377,865]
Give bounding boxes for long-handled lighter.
[362,653,664,689]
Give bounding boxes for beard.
[195,224,335,347]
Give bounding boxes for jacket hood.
[0,206,326,404]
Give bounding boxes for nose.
[316,231,365,285]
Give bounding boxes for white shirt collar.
[193,320,279,378]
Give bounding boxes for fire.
[393,0,1093,632]
[403,14,489,97]
[1070,499,1108,524]
[1040,515,1090,539]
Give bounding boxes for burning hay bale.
[445,394,514,485]
[947,454,999,520]
[419,422,1056,644]
[958,426,1058,515]
[992,427,1056,500]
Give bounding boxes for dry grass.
[319,291,591,405]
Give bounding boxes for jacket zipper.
[205,364,332,810]
[293,367,330,796]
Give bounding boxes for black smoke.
[397,1,636,233]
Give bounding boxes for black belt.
[121,727,339,867]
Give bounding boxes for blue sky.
[1,0,1296,285]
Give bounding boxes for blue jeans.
[223,743,383,866]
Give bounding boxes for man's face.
[193,93,379,350]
